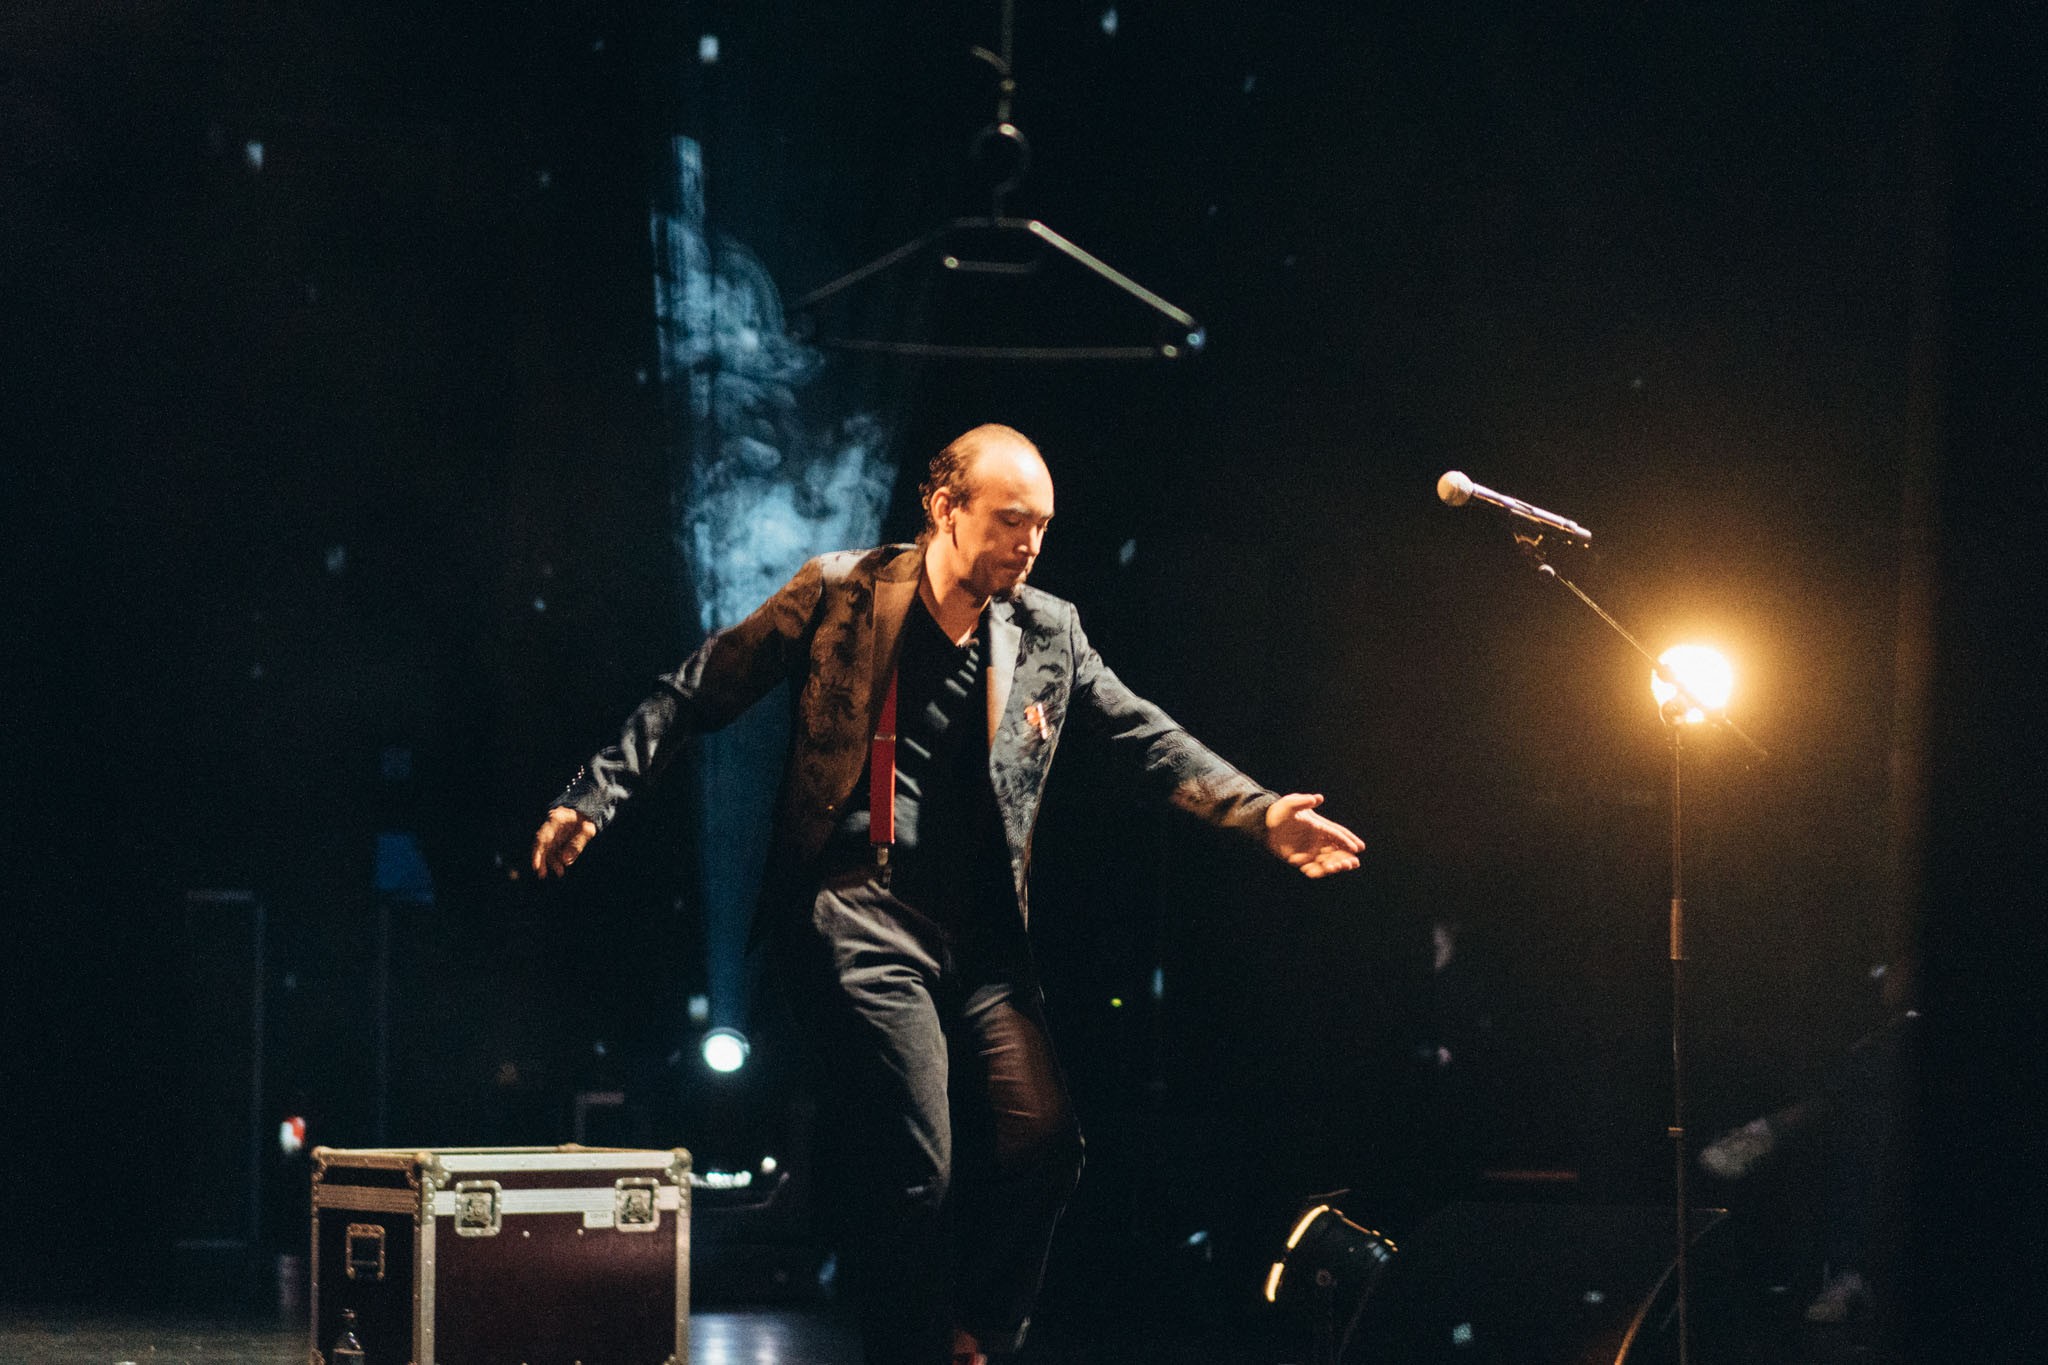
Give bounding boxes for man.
[532,424,1362,1363]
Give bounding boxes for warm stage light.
[701,1028,750,1074]
[1650,644,1733,724]
[1264,1201,1399,1362]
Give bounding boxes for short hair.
[918,424,1036,539]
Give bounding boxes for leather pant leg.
[947,977,1085,1355]
[789,874,1082,1363]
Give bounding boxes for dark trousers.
[782,872,1084,1363]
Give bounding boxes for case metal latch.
[614,1177,661,1232]
[344,1223,386,1282]
[452,1180,503,1237]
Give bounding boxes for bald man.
[533,424,1362,1364]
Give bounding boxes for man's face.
[935,440,1056,599]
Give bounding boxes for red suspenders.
[869,666,899,872]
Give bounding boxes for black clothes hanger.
[791,1,1205,363]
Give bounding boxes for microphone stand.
[1506,529,1768,1365]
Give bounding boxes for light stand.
[1666,715,1693,1362]
[1507,529,1768,1365]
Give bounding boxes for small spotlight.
[1265,1201,1398,1361]
[701,1028,749,1074]
[1650,644,1733,724]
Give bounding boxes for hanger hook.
[968,46,1017,126]
[970,121,1030,216]
[968,0,1023,212]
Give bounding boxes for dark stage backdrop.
[11,0,2027,1348]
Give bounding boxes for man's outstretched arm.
[529,555,829,879]
[1069,611,1364,878]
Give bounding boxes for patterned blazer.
[559,543,1277,930]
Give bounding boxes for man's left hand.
[1264,793,1364,879]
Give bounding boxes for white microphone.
[1436,470,1592,543]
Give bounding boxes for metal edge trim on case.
[435,1151,678,1173]
[425,1186,684,1218]
[675,1161,691,1365]
[312,1148,428,1181]
[308,1202,323,1365]
[418,1163,437,1365]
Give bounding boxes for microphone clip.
[1512,528,1581,572]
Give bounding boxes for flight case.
[309,1145,690,1365]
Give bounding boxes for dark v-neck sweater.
[822,596,1013,926]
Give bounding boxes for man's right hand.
[531,807,598,879]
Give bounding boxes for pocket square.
[1024,701,1052,742]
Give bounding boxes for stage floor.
[0,1205,1902,1365]
[0,1300,1892,1365]
[0,1308,869,1365]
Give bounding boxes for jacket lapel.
[866,548,921,732]
[986,597,1022,746]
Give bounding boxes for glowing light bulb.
[1650,645,1734,724]
[701,1028,749,1074]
